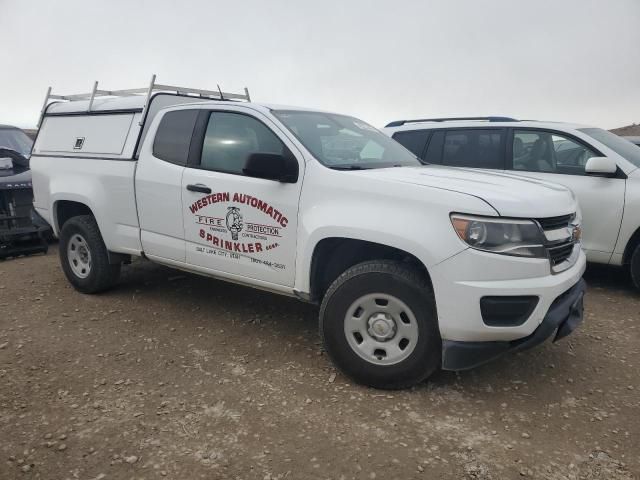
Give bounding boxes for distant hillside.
[610,124,640,136]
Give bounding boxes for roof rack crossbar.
[87,81,99,112]
[138,74,157,127]
[37,74,251,127]
[37,87,52,128]
[50,88,150,101]
[385,116,519,128]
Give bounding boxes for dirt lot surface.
[1,246,638,480]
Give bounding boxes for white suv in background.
[384,117,640,289]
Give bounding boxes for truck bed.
[31,156,142,255]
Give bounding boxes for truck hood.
[360,165,576,218]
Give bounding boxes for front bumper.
[441,278,586,370]
[430,246,586,342]
[0,207,50,259]
[0,226,50,259]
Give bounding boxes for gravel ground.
[0,246,638,480]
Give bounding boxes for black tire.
[59,215,120,293]
[319,260,441,389]
[631,244,640,291]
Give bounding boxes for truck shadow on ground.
[105,256,634,392]
[583,262,636,293]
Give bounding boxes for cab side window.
[152,109,199,165]
[441,129,504,169]
[511,130,598,175]
[200,112,287,175]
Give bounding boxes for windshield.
[272,110,421,169]
[0,128,33,157]
[579,128,640,168]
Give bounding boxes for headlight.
[450,214,546,258]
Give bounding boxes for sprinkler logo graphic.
[226,207,243,240]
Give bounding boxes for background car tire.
[59,215,120,294]
[630,244,640,291]
[319,260,441,389]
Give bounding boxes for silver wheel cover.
[67,234,92,279]
[343,293,419,366]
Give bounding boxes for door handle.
[186,183,212,194]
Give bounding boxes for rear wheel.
[631,243,640,291]
[319,260,441,389]
[59,215,120,293]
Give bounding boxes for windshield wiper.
[329,165,371,171]
[330,164,417,170]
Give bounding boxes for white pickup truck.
[31,79,586,389]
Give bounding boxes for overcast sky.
[0,0,638,130]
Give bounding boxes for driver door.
[181,108,304,287]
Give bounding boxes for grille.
[536,213,577,269]
[537,214,575,231]
[547,242,575,266]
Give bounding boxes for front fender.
[294,167,497,294]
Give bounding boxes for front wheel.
[319,260,441,389]
[59,215,120,293]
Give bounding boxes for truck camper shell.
[33,75,251,161]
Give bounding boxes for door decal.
[225,207,243,240]
[189,192,289,270]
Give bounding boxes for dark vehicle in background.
[0,125,50,259]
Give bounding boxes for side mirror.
[243,152,299,183]
[0,148,29,169]
[585,156,617,176]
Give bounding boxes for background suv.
[384,117,640,289]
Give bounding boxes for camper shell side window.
[152,109,199,166]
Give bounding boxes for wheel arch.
[54,199,95,234]
[54,201,130,265]
[622,225,640,265]
[307,237,433,303]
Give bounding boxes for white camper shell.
[34,76,251,161]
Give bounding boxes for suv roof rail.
[38,74,251,127]
[385,116,519,128]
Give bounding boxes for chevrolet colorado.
[31,80,586,388]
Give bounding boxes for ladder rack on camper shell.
[38,74,251,127]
